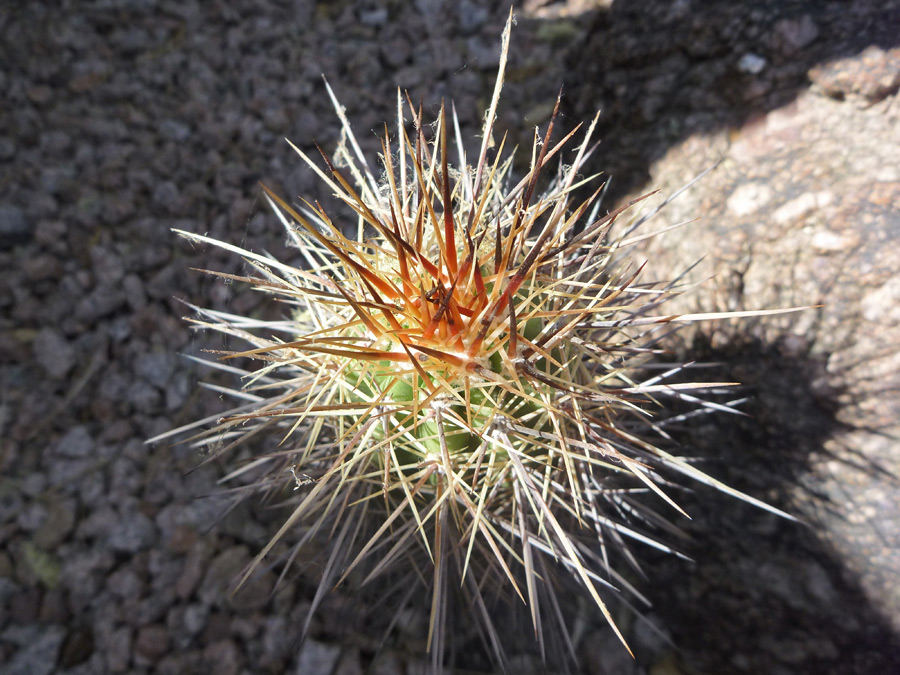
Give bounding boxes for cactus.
[155,11,802,672]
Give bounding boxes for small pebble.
[135,623,170,663]
[0,205,31,248]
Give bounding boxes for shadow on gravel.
[638,334,900,675]
[562,0,900,204]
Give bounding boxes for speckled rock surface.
[615,87,900,674]
[1,1,898,674]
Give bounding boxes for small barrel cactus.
[155,11,801,672]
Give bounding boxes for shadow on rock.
[642,333,900,675]
[565,0,900,204]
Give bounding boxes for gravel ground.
[1,1,899,674]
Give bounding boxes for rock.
[135,588,176,626]
[571,3,900,673]
[122,272,148,311]
[293,639,342,675]
[63,549,115,614]
[725,182,773,217]
[0,205,31,248]
[105,626,133,673]
[19,472,47,497]
[33,497,77,549]
[126,379,162,412]
[0,551,15,580]
[23,254,63,282]
[9,586,42,623]
[109,454,144,495]
[135,623,170,663]
[135,351,175,389]
[0,486,24,526]
[203,639,243,675]
[771,15,819,56]
[198,545,249,606]
[58,625,95,668]
[580,628,641,675]
[54,425,94,458]
[90,245,126,286]
[259,615,292,669]
[74,285,126,324]
[159,118,192,142]
[32,328,76,380]
[175,537,212,599]
[107,507,157,554]
[810,45,900,105]
[0,136,15,160]
[201,611,232,645]
[16,501,47,532]
[107,566,144,599]
[333,648,365,675]
[737,52,767,75]
[38,587,70,623]
[1,624,65,675]
[77,467,106,503]
[32,219,66,249]
[183,602,210,636]
[152,180,185,215]
[358,7,388,27]
[458,1,489,33]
